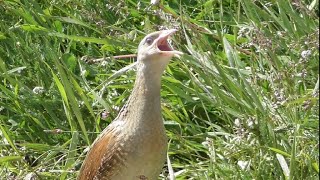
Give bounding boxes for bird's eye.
[145,37,153,45]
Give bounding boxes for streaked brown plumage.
[78,29,182,180]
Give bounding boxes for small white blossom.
[101,110,110,120]
[234,118,241,127]
[276,31,284,36]
[301,50,311,59]
[32,86,45,95]
[150,0,160,5]
[247,119,254,128]
[201,141,209,147]
[101,60,108,67]
[237,160,250,170]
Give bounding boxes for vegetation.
[0,0,318,179]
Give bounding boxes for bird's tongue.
[158,42,172,51]
[156,29,183,56]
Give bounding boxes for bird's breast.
[110,118,167,180]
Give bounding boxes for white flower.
[32,86,45,95]
[101,61,108,67]
[301,50,311,59]
[234,118,241,127]
[150,0,160,5]
[237,160,250,170]
[247,119,254,128]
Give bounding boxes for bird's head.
[137,29,183,68]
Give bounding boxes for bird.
[77,29,183,180]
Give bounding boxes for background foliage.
[0,0,319,179]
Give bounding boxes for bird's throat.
[119,62,165,126]
[134,61,167,97]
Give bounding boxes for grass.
[0,0,319,179]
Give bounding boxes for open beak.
[154,29,183,57]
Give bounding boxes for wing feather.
[78,121,127,180]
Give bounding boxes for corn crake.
[78,29,183,180]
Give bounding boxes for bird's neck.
[134,63,164,96]
[119,62,167,126]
